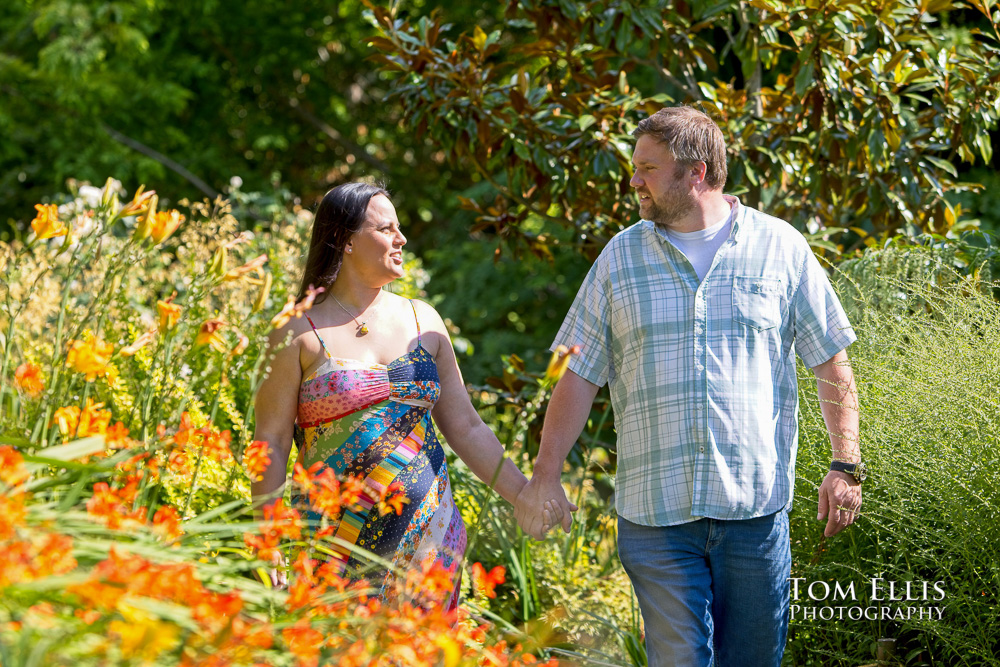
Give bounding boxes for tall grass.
[788,251,1000,666]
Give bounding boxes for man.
[515,106,863,666]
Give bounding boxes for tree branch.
[100,123,221,200]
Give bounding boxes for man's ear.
[690,161,708,185]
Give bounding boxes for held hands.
[817,470,862,537]
[514,475,578,540]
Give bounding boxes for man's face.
[629,135,696,227]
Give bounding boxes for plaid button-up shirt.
[552,196,856,526]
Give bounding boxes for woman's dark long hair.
[297,182,390,303]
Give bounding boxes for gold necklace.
[330,293,375,336]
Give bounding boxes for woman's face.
[345,194,406,284]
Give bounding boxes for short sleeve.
[551,257,614,386]
[791,251,857,368]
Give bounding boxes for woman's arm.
[416,301,530,506]
[250,325,302,513]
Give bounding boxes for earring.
[346,247,352,254]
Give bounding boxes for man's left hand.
[817,471,861,537]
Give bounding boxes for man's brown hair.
[632,106,728,190]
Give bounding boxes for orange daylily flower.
[119,185,156,217]
[195,319,227,353]
[157,295,182,331]
[270,285,325,329]
[31,203,67,239]
[231,331,249,357]
[269,295,298,329]
[66,337,114,381]
[133,194,158,241]
[14,362,44,397]
[149,209,185,244]
[223,253,268,281]
[52,399,112,440]
[544,343,582,384]
[120,329,157,356]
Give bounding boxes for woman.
[251,182,543,608]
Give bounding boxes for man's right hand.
[514,474,578,539]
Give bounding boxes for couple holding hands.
[252,106,862,666]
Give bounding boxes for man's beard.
[642,185,696,227]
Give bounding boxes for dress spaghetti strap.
[408,299,421,344]
[304,314,332,359]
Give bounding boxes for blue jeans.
[617,510,791,667]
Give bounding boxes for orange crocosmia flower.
[74,609,102,625]
[157,296,182,331]
[149,209,184,244]
[291,461,323,495]
[309,467,343,518]
[243,440,272,481]
[0,446,29,486]
[104,421,130,448]
[86,482,145,530]
[377,481,410,516]
[199,428,232,462]
[14,362,44,397]
[66,338,114,381]
[151,506,183,543]
[121,329,156,356]
[195,319,228,353]
[31,203,67,239]
[339,474,366,511]
[281,620,324,667]
[0,493,27,540]
[471,562,506,599]
[263,499,303,540]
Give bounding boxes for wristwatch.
[830,460,867,484]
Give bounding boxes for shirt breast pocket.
[732,276,783,331]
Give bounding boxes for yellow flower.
[157,297,182,331]
[66,338,114,381]
[149,210,184,244]
[195,319,228,353]
[31,204,67,240]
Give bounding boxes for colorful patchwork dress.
[294,302,467,609]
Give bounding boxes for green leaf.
[23,436,105,465]
[924,155,958,178]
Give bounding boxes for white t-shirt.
[663,206,734,281]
